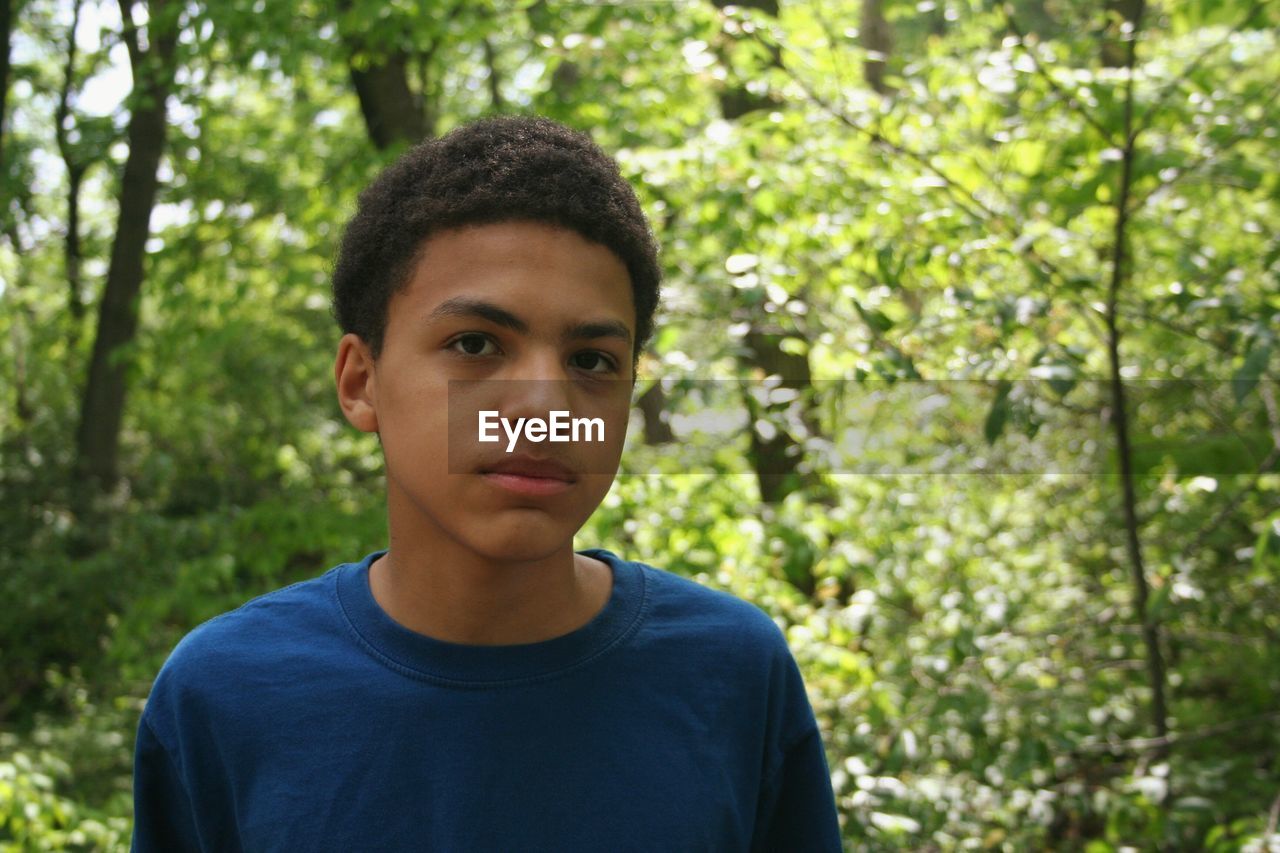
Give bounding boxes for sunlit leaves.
[1,0,1278,849]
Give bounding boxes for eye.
[448,333,499,357]
[570,351,617,374]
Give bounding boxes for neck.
[369,484,611,646]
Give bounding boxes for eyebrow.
[427,296,632,345]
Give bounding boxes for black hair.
[331,115,661,365]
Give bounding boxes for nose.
[498,347,573,423]
[506,345,569,384]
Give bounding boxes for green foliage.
[0,672,132,851]
[2,0,1278,849]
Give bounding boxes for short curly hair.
[332,115,661,366]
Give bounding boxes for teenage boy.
[132,115,842,851]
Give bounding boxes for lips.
[479,454,577,483]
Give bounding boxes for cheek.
[574,392,631,466]
[378,381,452,467]
[571,473,620,524]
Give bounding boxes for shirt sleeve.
[749,727,844,852]
[132,714,203,852]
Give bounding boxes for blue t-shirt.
[132,548,843,851]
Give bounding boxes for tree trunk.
[338,0,432,149]
[65,165,84,340]
[636,382,675,445]
[861,0,892,95]
[709,0,819,506]
[524,0,579,110]
[710,0,782,119]
[347,51,427,149]
[482,36,503,112]
[73,0,178,501]
[0,0,13,167]
[1012,0,1064,42]
[55,0,85,344]
[1101,0,1168,759]
[4,223,33,431]
[1101,0,1144,67]
[742,328,821,504]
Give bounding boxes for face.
[335,221,635,563]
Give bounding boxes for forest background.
[1,0,1278,849]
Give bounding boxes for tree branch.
[1101,0,1169,757]
[1266,785,1280,842]
[782,61,1110,348]
[57,0,87,336]
[1132,0,1271,143]
[1128,83,1280,214]
[117,0,141,67]
[1112,302,1231,355]
[1002,3,1116,144]
[482,36,503,111]
[1075,710,1280,754]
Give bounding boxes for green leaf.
[1254,515,1280,574]
[984,380,1012,445]
[1011,140,1046,176]
[1145,582,1171,623]
[853,299,894,334]
[1232,341,1272,403]
[778,336,808,356]
[876,246,898,287]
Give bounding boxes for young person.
[131,115,843,851]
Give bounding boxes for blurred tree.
[861,0,892,94]
[1095,0,1170,753]
[337,0,437,147]
[0,0,14,165]
[52,0,84,338]
[72,0,180,509]
[0,0,1277,847]
[51,0,111,347]
[709,0,822,508]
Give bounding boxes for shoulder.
[640,560,784,636]
[170,568,340,661]
[617,555,822,767]
[141,566,345,739]
[602,550,795,665]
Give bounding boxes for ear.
[335,333,380,434]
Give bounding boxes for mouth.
[479,456,577,497]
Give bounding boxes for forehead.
[392,221,635,322]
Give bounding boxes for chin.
[461,517,578,564]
